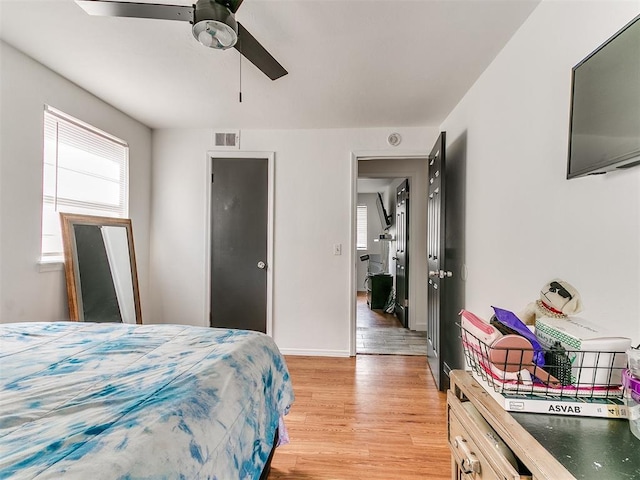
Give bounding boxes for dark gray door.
[426,131,466,391]
[394,179,409,328]
[427,134,445,390]
[441,133,467,391]
[210,157,268,333]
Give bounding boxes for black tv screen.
[376,193,391,230]
[567,15,640,179]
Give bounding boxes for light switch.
[333,243,342,256]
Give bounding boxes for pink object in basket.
[460,310,525,382]
[488,334,560,385]
[459,309,502,345]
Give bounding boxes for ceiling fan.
[75,0,287,80]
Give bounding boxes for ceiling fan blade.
[76,1,194,22]
[215,0,244,14]
[235,23,287,81]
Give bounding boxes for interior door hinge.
[211,173,214,183]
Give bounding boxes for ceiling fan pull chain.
[239,46,242,103]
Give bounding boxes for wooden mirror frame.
[60,213,142,324]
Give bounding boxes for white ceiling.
[357,178,394,193]
[0,0,540,130]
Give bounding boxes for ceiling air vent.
[213,130,240,149]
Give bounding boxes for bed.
[0,322,294,479]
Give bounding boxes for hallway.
[356,292,427,355]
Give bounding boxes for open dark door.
[426,131,467,391]
[394,179,409,327]
[441,133,467,391]
[427,133,445,390]
[210,157,268,333]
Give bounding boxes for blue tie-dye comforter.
[0,322,294,479]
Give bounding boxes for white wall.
[0,42,152,322]
[440,0,640,343]
[150,127,436,355]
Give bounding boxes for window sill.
[38,258,64,272]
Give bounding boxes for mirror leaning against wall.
[60,213,142,324]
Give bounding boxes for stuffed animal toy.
[519,279,583,325]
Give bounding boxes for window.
[356,205,368,250]
[41,106,129,262]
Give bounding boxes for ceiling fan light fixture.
[193,20,237,49]
[192,0,238,50]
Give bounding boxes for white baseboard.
[413,322,427,332]
[279,348,351,357]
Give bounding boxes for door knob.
[429,270,452,279]
[257,261,266,269]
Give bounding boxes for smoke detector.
[387,133,402,147]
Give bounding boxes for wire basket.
[460,324,627,401]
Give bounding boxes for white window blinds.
[356,205,368,250]
[41,106,129,260]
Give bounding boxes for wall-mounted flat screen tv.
[376,193,392,230]
[567,15,640,179]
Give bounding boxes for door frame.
[349,151,428,356]
[205,151,275,337]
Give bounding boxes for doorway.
[206,152,274,335]
[351,154,430,356]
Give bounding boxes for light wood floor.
[269,355,450,479]
[357,292,427,356]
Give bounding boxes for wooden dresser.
[448,370,640,480]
